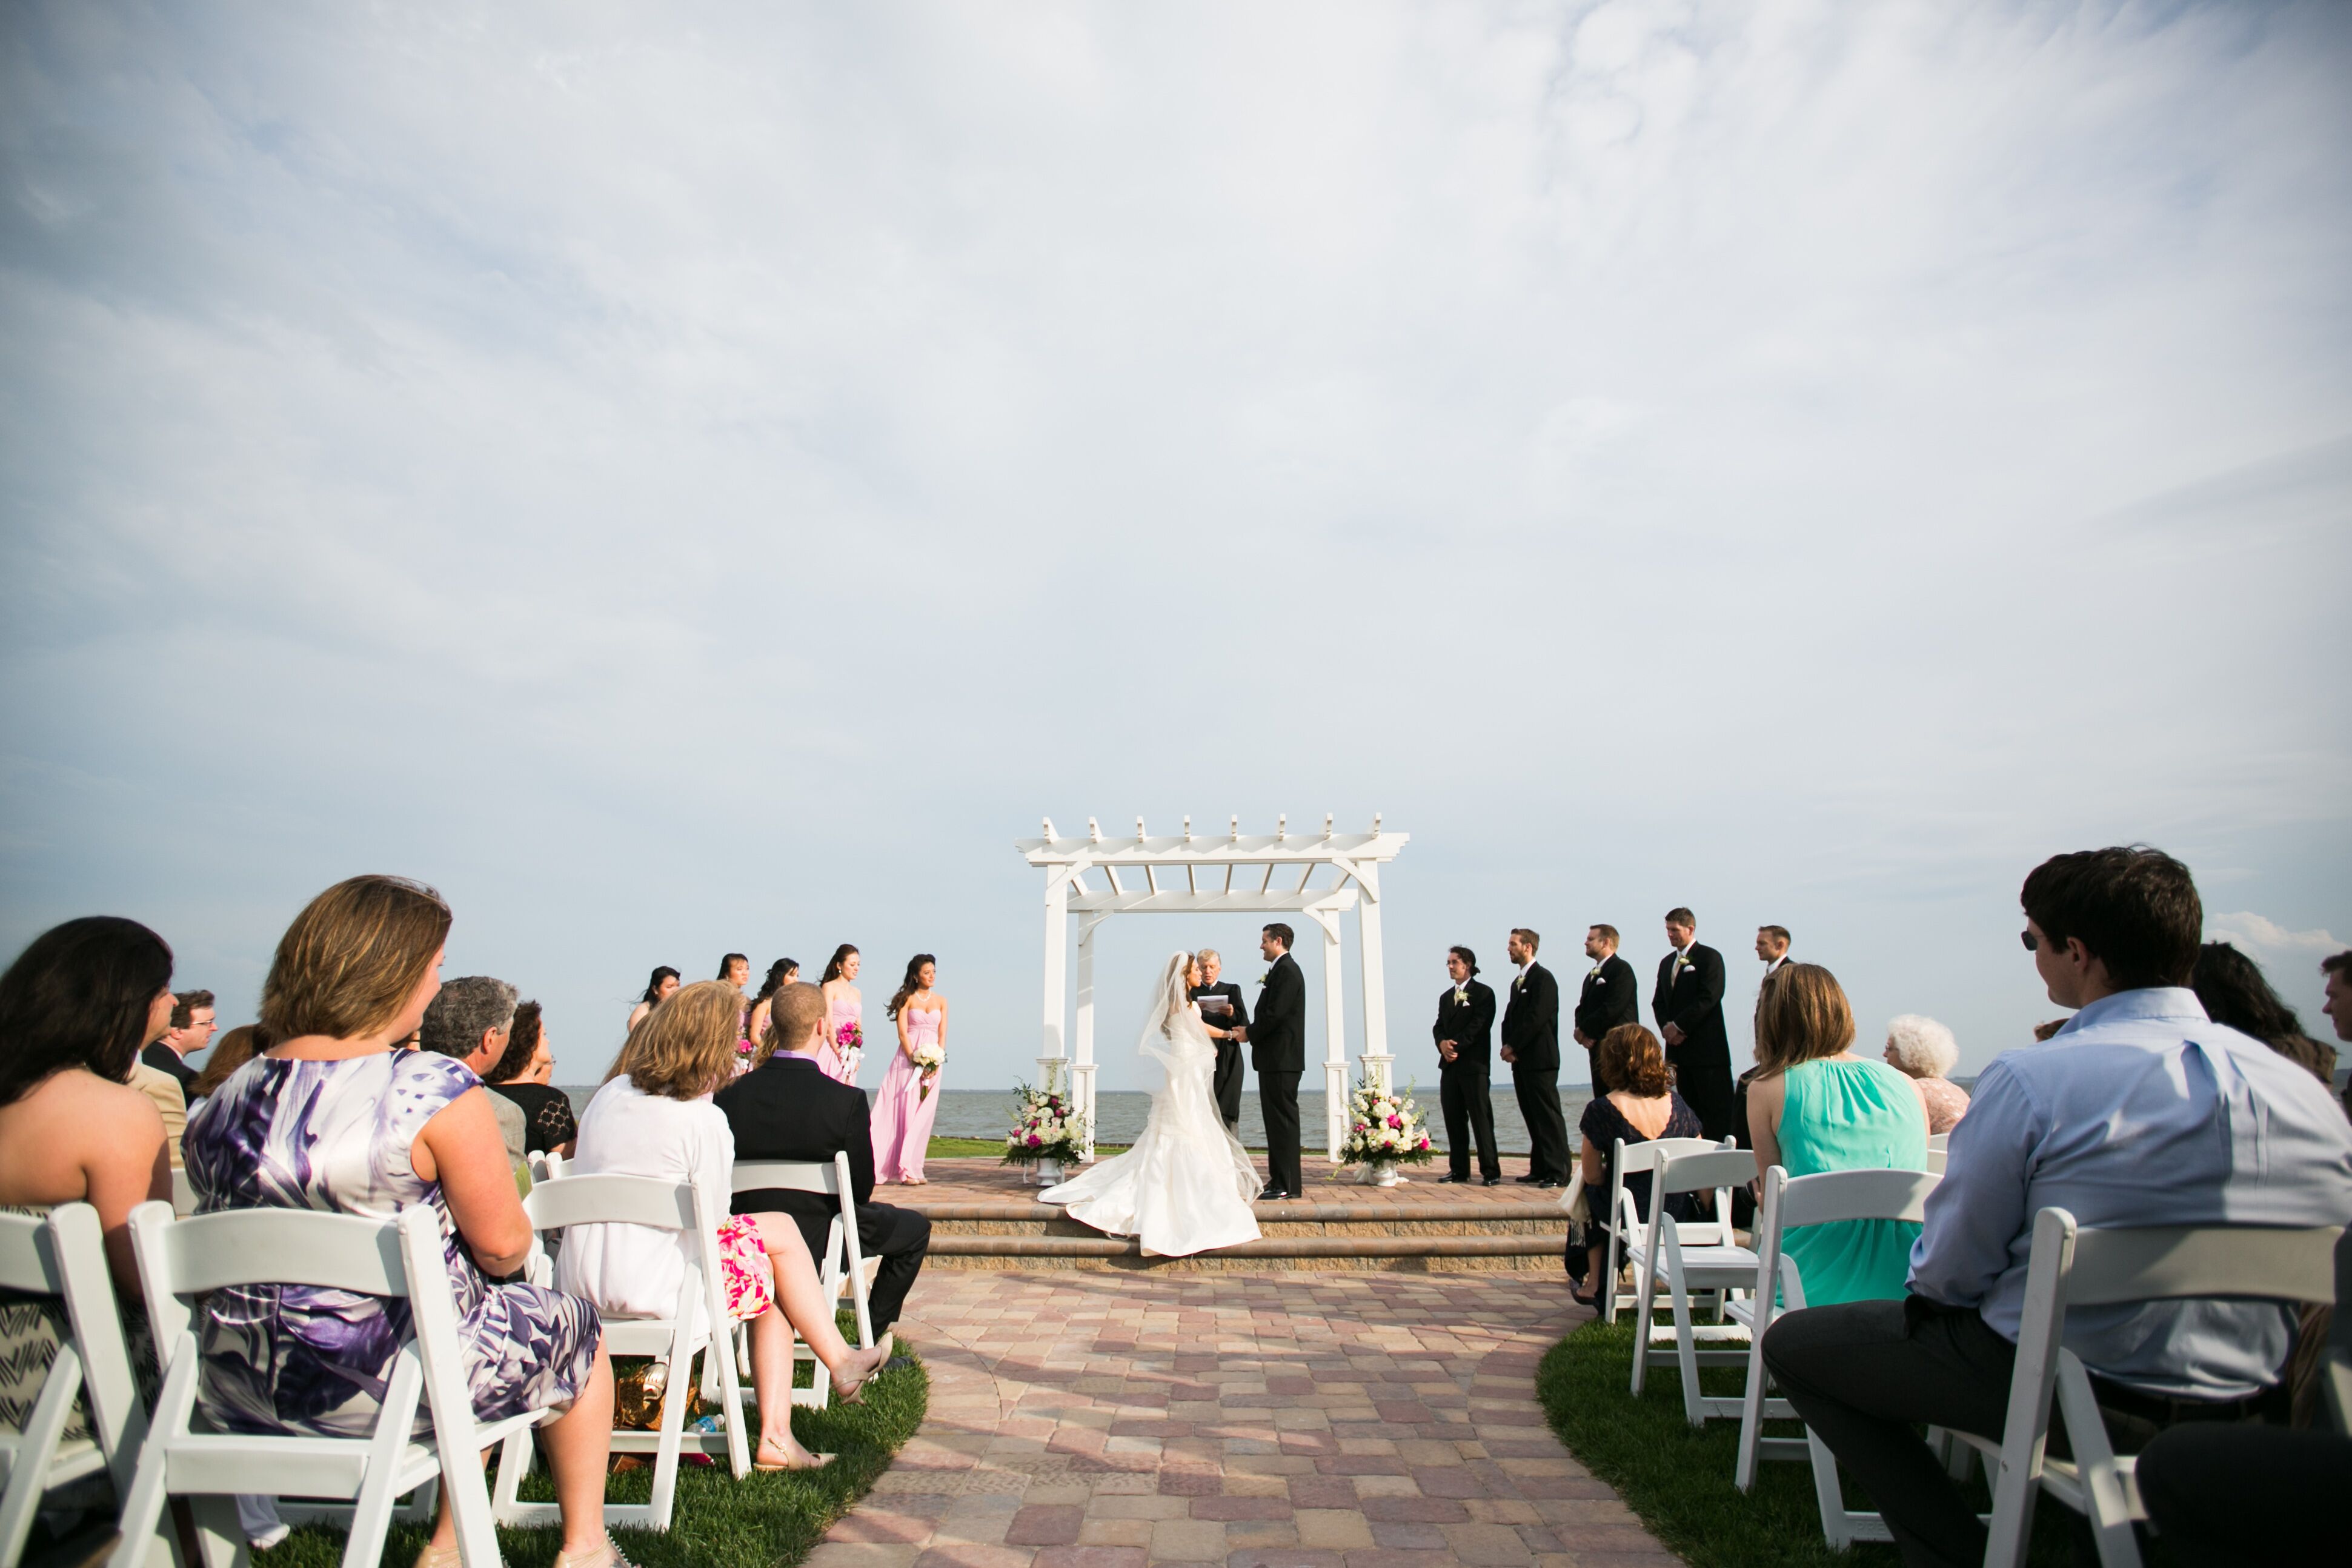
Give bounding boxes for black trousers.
[2136,1423,2351,1566]
[1258,1069,1303,1195]
[1438,1060,1500,1180]
[1669,1042,1736,1141]
[1212,1037,1246,1126]
[791,1200,931,1335]
[1763,1296,2270,1568]
[1511,1061,1570,1182]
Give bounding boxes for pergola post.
[1039,868,1068,1097]
[1320,915,1349,1161]
[1355,865,1393,1097]
[1072,914,1104,1160]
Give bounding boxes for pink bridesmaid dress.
[819,991,862,1084]
[870,1006,943,1183]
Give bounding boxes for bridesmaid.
[817,945,862,1084]
[871,955,947,1185]
[625,966,679,1034]
[745,959,799,1055]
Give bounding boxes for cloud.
[2207,913,2347,968]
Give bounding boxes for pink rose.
[1026,1132,1042,1147]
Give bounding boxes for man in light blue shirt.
[1763,846,2352,1568]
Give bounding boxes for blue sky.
[4,1,2347,1090]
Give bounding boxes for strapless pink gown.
[819,994,861,1085]
[870,1008,943,1183]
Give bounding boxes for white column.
[1355,868,1393,1095]
[1073,915,1101,1160]
[1322,917,1349,1161]
[1038,870,1068,1096]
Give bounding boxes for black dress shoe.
[1437,1173,1471,1184]
[1537,1180,1562,1189]
[1258,1185,1286,1201]
[1483,1176,1502,1188]
[1514,1174,1544,1184]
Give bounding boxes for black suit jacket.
[1189,982,1249,1040]
[1500,962,1561,1074]
[1432,978,1497,1070]
[1652,945,1730,1056]
[714,1054,875,1257]
[141,1040,196,1094]
[1250,953,1305,1073]
[1573,955,1641,1043]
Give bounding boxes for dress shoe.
[1514,1174,1544,1184]
[1257,1184,1286,1201]
[1437,1173,1471,1184]
[1483,1176,1502,1188]
[1537,1179,1562,1189]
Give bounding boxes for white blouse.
[554,1075,733,1319]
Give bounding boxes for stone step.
[906,1196,1572,1271]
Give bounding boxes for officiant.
[1191,947,1250,1129]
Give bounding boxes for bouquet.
[1337,1077,1435,1168]
[1000,1081,1087,1165]
[913,1039,946,1101]
[834,1019,864,1080]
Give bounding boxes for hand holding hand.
[1437,1040,1457,1063]
[1500,1045,1515,1064]
[1232,1026,1247,1043]
[1662,1023,1686,1047]
[1572,1028,1590,1047]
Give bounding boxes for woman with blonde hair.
[1880,1014,1970,1134]
[1746,963,1928,1306]
[563,981,889,1470]
[183,876,622,1568]
[1572,1023,1703,1308]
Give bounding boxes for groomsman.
[1755,925,1793,982]
[1235,924,1304,1200]
[1500,928,1570,1187]
[1431,946,1500,1186]
[1191,947,1250,1129]
[1571,925,1640,1074]
[1653,908,1736,1140]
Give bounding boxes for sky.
[3,0,2348,1093]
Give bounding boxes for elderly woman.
[1880,1014,1970,1134]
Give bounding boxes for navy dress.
[1579,1090,1704,1245]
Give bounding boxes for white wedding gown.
[1040,953,1264,1257]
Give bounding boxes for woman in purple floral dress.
[184,875,627,1568]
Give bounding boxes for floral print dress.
[184,1049,600,1438]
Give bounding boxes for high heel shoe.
[829,1344,891,1405]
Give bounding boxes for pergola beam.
[1065,889,1360,915]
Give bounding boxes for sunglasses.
[2021,929,2043,952]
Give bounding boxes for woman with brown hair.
[1572,1023,1702,1307]
[1746,962,1928,1307]
[183,875,624,1568]
[562,981,889,1469]
[486,1001,579,1157]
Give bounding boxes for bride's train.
[1040,952,1264,1257]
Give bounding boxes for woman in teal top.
[1746,963,1928,1306]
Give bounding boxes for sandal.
[829,1345,890,1405]
[754,1441,838,1471]
[413,1547,463,1568]
[553,1537,639,1568]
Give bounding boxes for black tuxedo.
[1501,962,1570,1182]
[714,1054,930,1332]
[1653,943,1735,1140]
[1190,980,1249,1127]
[1572,955,1641,1051]
[1432,978,1500,1180]
[141,1040,196,1094]
[1251,952,1306,1194]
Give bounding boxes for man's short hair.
[1262,923,1294,951]
[1759,925,1791,946]
[2325,951,2352,977]
[1197,948,1220,965]
[759,981,828,1066]
[2020,846,2202,991]
[169,989,215,1029]
[1510,928,1540,953]
[1589,924,1619,946]
[418,975,519,1058]
[1449,945,1478,975]
[1664,908,1696,928]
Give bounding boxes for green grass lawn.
[1535,1318,2104,1568]
[255,1317,926,1568]
[925,1136,1134,1159]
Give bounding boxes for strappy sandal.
[553,1537,639,1568]
[412,1546,463,1568]
[829,1346,889,1406]
[754,1440,837,1471]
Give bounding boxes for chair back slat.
[733,1159,840,1195]
[0,1211,58,1294]
[2063,1223,2341,1309]
[1657,1149,1757,1196]
[1613,1137,1716,1177]
[522,1173,696,1232]
[145,1207,411,1298]
[1776,1168,1939,1229]
[1925,1132,1950,1152]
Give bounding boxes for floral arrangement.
[913,1040,946,1101]
[1001,1082,1086,1164]
[1338,1077,1435,1168]
[834,1019,864,1080]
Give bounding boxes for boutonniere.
[1588,965,1604,980]
[1452,986,1468,1005]
[1257,971,1271,986]
[1673,952,1692,972]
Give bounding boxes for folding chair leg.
[1629,1265,1657,1397]
[1601,1229,1623,1324]
[1667,1252,1706,1427]
[0,1339,83,1566]
[492,1424,535,1521]
[346,1352,426,1567]
[643,1344,693,1532]
[187,1498,245,1568]
[109,1349,201,1568]
[1734,1323,1770,1490]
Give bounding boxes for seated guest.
[1762,847,2352,1568]
[487,1000,578,1157]
[129,1049,191,1171]
[560,982,888,1469]
[1572,1023,1702,1309]
[190,1023,268,1103]
[1748,966,1929,1304]
[139,986,213,1094]
[718,981,931,1357]
[184,875,624,1568]
[2191,940,2337,1088]
[419,973,530,1168]
[1879,1014,1970,1134]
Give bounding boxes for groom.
[1234,923,1304,1200]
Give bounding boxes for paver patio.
[810,1267,1679,1568]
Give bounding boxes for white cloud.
[2207,914,2347,967]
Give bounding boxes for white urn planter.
[1358,1161,1405,1188]
[1031,1158,1063,1186]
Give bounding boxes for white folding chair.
[1600,1135,1721,1323]
[494,1174,749,1530]
[1629,1148,1760,1420]
[731,1156,873,1409]
[528,1150,565,1183]
[111,1201,559,1568]
[0,1204,149,1568]
[1730,1165,1951,1547]
[1924,1132,1950,1175]
[167,1172,198,1218]
[1967,1208,2343,1568]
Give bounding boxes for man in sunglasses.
[1759,845,2352,1568]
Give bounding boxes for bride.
[1040,951,1263,1257]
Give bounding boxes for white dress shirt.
[1907,987,2352,1398]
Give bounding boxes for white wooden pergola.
[1017,813,1409,1163]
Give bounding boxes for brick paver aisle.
[811,1271,1679,1568]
